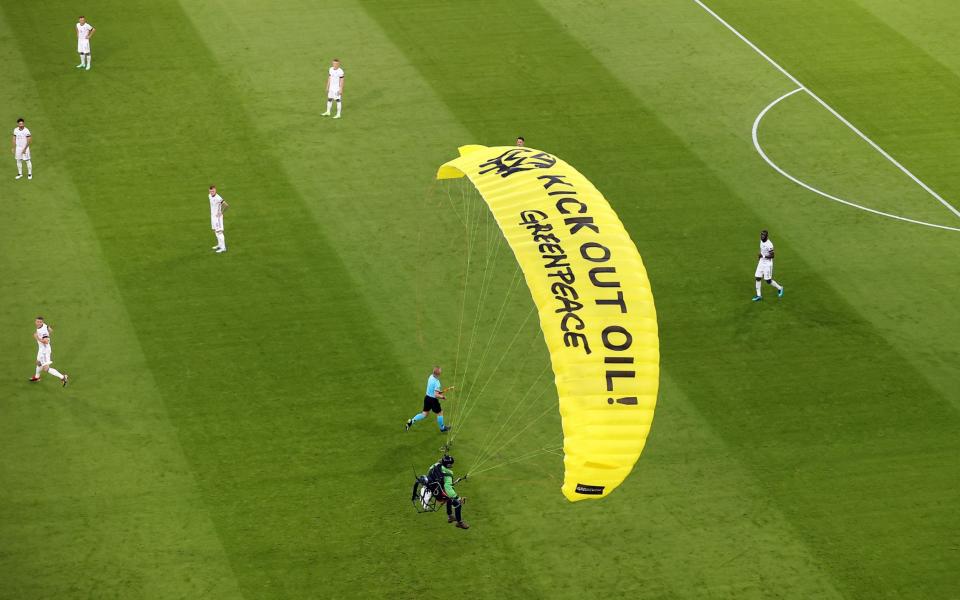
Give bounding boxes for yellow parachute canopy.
[437,145,659,501]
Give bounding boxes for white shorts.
[327,89,342,100]
[37,347,52,366]
[211,215,223,231]
[78,39,91,53]
[15,147,30,161]
[755,259,773,280]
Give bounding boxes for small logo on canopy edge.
[575,483,605,495]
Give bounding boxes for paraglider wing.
[437,145,659,501]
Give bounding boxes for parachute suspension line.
[447,185,467,430]
[449,302,538,445]
[448,186,484,433]
[468,374,556,474]
[470,395,560,474]
[468,358,552,473]
[450,232,503,436]
[466,330,547,465]
[452,190,499,432]
[451,194,490,431]
[448,301,537,446]
[442,179,467,228]
[452,264,522,432]
[452,200,506,421]
[468,445,565,477]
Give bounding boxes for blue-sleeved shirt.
[426,374,441,398]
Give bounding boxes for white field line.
[695,0,960,221]
[753,88,960,232]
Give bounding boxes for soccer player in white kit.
[321,59,345,119]
[29,317,69,386]
[753,229,784,301]
[209,185,230,253]
[76,16,96,70]
[12,118,32,180]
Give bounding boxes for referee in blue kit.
[405,366,450,433]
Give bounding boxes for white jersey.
[209,193,225,230]
[77,22,93,54]
[759,239,774,262]
[13,127,30,150]
[209,193,225,217]
[36,324,51,351]
[327,67,344,95]
[755,238,774,279]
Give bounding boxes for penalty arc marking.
[753,88,960,233]
[695,0,960,228]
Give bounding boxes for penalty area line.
[694,0,960,221]
[752,88,960,232]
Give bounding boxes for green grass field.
[2,1,959,598]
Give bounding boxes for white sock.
[770,280,783,291]
[755,281,761,296]
[216,231,226,249]
[26,160,32,175]
[48,367,64,379]
[86,55,91,68]
[78,55,84,65]
[326,100,332,113]
[16,159,22,175]
[34,366,41,377]
[335,100,341,116]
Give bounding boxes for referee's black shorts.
[422,395,442,414]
